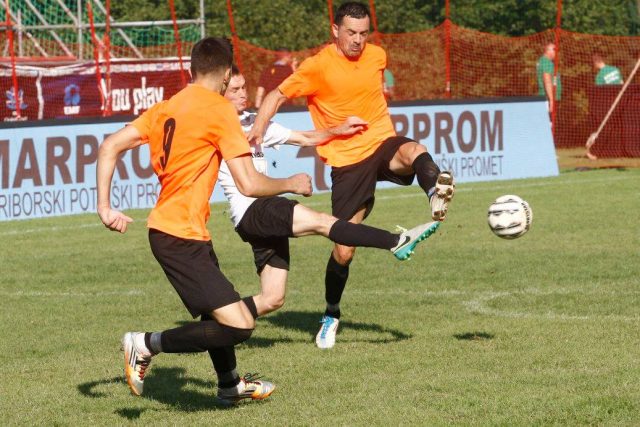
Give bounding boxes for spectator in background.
[593,54,623,85]
[383,68,395,101]
[255,49,297,108]
[536,43,562,115]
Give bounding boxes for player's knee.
[405,141,427,161]
[222,324,254,345]
[263,294,285,312]
[334,245,355,265]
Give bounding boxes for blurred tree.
[109,0,640,49]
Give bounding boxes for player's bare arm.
[248,88,289,146]
[287,116,369,147]
[543,73,555,112]
[226,154,313,197]
[96,125,144,233]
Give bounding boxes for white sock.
[134,333,152,358]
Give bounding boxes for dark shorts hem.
[235,197,297,274]
[148,229,240,318]
[330,136,416,220]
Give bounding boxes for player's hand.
[331,116,368,136]
[98,207,133,234]
[247,126,264,146]
[289,173,313,197]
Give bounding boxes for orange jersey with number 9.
[130,84,250,241]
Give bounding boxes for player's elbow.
[236,178,261,197]
[98,135,118,160]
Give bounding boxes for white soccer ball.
[487,194,532,239]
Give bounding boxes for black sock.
[242,296,259,319]
[329,219,399,249]
[160,320,253,353]
[200,314,240,388]
[324,254,349,319]
[208,347,240,388]
[412,152,440,197]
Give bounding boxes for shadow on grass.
[173,310,411,348]
[77,367,244,418]
[454,331,494,341]
[245,310,412,347]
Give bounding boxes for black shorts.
[235,197,299,274]
[148,229,240,318]
[331,136,415,220]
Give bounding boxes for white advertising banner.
[0,97,557,221]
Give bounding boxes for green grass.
[1,168,639,425]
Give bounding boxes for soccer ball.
[487,195,532,239]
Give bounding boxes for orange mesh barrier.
[234,25,639,157]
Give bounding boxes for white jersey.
[218,111,292,227]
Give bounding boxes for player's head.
[190,37,234,92]
[592,53,605,69]
[332,2,370,59]
[275,48,293,64]
[544,43,556,60]
[224,65,247,113]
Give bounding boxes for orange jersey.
[279,43,395,167]
[130,84,250,241]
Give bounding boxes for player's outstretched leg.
[122,332,153,396]
[390,221,440,261]
[430,171,456,221]
[216,373,276,406]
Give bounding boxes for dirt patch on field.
[556,148,640,171]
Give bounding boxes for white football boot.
[216,373,276,406]
[315,315,340,349]
[391,221,440,261]
[122,332,152,396]
[430,171,455,221]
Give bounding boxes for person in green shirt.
[536,43,561,115]
[593,54,623,85]
[383,68,395,101]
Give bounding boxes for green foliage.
[108,0,640,49]
[1,168,639,424]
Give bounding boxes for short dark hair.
[335,2,370,25]
[190,37,233,78]
[231,64,241,76]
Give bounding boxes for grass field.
[1,167,639,425]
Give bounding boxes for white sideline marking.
[0,219,144,237]
[0,222,101,236]
[462,287,640,322]
[1,290,144,297]
[290,286,640,322]
[299,174,630,207]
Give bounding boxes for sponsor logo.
[4,89,28,121]
[99,77,164,114]
[63,84,81,115]
[5,89,28,111]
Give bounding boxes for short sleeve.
[262,121,293,148]
[211,102,251,161]
[129,101,163,140]
[278,56,320,99]
[541,58,554,74]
